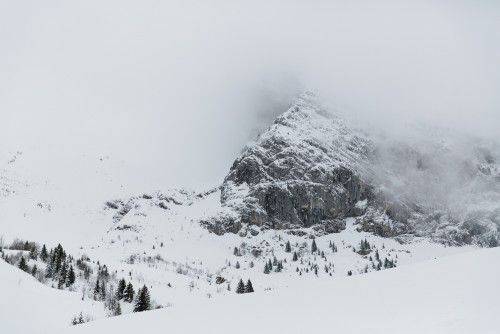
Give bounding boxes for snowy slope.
[60,247,500,334]
[1,92,499,333]
[0,258,108,334]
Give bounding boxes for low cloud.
[1,0,499,189]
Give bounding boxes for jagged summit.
[226,92,371,184]
[205,92,373,235]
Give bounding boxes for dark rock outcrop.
[218,92,374,232]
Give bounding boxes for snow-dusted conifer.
[245,279,254,293]
[311,239,317,253]
[236,279,245,294]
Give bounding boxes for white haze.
[1,0,499,194]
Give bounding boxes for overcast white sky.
[1,0,499,190]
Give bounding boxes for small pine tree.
[133,285,151,312]
[245,279,254,293]
[29,246,38,260]
[124,282,135,303]
[58,262,68,288]
[264,262,270,274]
[31,264,38,277]
[66,265,76,287]
[285,241,291,253]
[292,252,298,262]
[18,257,28,272]
[331,241,337,253]
[93,280,101,300]
[116,278,126,300]
[236,279,245,294]
[235,261,240,269]
[311,239,317,253]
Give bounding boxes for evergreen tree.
[331,241,337,253]
[58,262,68,288]
[116,278,127,300]
[53,244,65,276]
[31,264,38,277]
[292,252,298,261]
[45,251,55,278]
[235,261,240,269]
[124,282,135,303]
[285,241,291,253]
[275,261,283,273]
[245,279,254,293]
[264,262,270,274]
[93,280,101,300]
[18,257,28,272]
[236,279,245,294]
[29,246,38,260]
[72,313,85,325]
[66,265,76,287]
[133,285,151,312]
[311,239,317,253]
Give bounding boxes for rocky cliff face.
[204,92,500,247]
[214,92,374,233]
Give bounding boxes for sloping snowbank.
[0,260,105,334]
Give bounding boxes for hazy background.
[1,0,499,193]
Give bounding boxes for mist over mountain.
[1,1,499,333]
[2,1,499,189]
